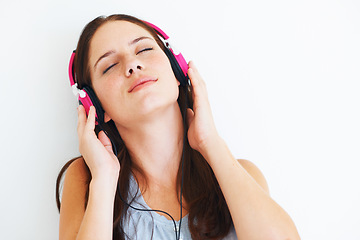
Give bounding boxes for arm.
[237,159,269,194]
[186,62,300,240]
[75,168,118,240]
[59,106,120,240]
[202,139,300,239]
[59,158,88,240]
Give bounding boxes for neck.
[116,103,184,188]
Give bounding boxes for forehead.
[95,20,152,40]
[89,21,154,58]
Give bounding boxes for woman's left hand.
[186,61,221,156]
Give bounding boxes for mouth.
[128,77,158,93]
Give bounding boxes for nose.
[125,58,143,77]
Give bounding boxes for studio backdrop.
[0,0,359,239]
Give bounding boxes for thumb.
[186,108,195,126]
[98,130,114,155]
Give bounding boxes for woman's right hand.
[77,105,120,180]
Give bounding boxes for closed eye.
[137,47,153,55]
[102,47,153,74]
[103,63,118,74]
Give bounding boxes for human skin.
[59,20,300,240]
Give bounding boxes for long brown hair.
[56,14,232,240]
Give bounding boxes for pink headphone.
[69,21,189,125]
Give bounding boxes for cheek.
[151,50,173,73]
[93,78,124,111]
[153,54,179,84]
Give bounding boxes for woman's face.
[88,20,180,127]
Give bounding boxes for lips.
[128,77,158,93]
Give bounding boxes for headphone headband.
[143,21,169,39]
[69,20,189,125]
[144,21,189,78]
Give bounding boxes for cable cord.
[98,85,188,240]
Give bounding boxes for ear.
[104,112,112,123]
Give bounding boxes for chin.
[136,88,179,117]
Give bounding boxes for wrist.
[90,170,119,191]
[90,163,119,180]
[198,136,226,163]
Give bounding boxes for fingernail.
[77,105,84,112]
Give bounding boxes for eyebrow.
[94,50,115,70]
[93,36,154,70]
[130,36,153,45]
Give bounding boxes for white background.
[0,0,359,239]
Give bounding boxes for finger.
[77,105,86,137]
[188,61,205,87]
[188,62,206,94]
[98,130,114,154]
[187,61,196,86]
[186,108,195,126]
[85,106,96,132]
[187,61,209,109]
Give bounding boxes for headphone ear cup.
[79,86,105,125]
[144,21,189,86]
[164,48,189,86]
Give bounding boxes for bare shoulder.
[61,157,90,208]
[65,157,90,183]
[59,157,90,240]
[238,159,269,194]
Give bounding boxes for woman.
[56,14,300,240]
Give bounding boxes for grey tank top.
[121,175,238,240]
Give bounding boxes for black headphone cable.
[98,87,188,240]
